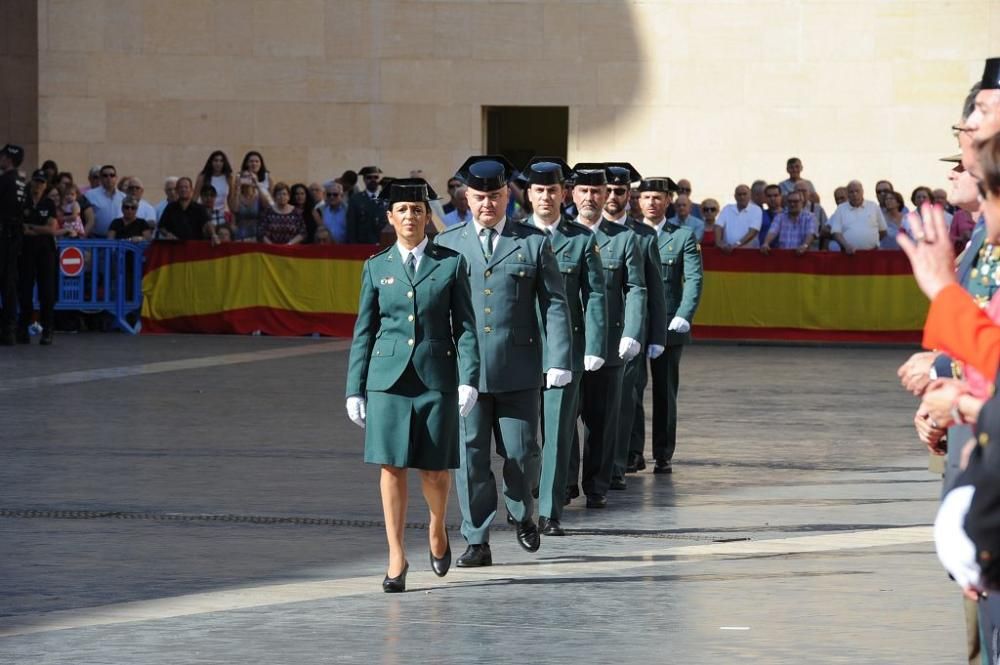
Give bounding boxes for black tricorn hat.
[30,168,48,182]
[605,162,642,186]
[359,165,383,177]
[524,157,572,186]
[981,58,1000,91]
[570,163,610,187]
[377,177,439,205]
[456,155,515,192]
[637,177,679,193]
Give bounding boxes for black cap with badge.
[605,162,642,186]
[523,157,572,187]
[1,144,24,167]
[637,177,679,193]
[30,168,48,183]
[456,155,515,192]
[981,57,1000,91]
[570,163,610,187]
[377,177,439,205]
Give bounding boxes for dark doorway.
[484,106,568,170]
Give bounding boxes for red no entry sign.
[59,246,84,277]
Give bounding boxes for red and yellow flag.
[695,247,927,343]
[142,243,927,343]
[141,242,373,337]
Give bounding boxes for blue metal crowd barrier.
[39,239,147,335]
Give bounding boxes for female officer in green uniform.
[345,178,480,592]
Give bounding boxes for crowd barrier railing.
[47,239,147,335]
[140,241,928,344]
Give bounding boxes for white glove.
[583,355,605,372]
[457,384,478,418]
[346,396,366,429]
[546,368,572,389]
[934,485,981,594]
[618,336,640,361]
[647,344,665,359]
[667,316,691,333]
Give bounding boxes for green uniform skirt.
[364,364,459,470]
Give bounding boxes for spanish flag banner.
[141,242,373,337]
[142,243,927,343]
[695,247,927,344]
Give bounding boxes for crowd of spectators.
[18,150,964,257]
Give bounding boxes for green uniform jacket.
[522,217,607,372]
[345,243,480,396]
[655,223,703,346]
[435,219,572,393]
[583,219,647,368]
[621,217,667,348]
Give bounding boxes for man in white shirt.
[154,177,178,222]
[442,185,473,226]
[715,184,763,252]
[84,164,125,237]
[124,177,158,226]
[829,180,887,254]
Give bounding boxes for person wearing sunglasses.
[83,164,125,238]
[107,197,152,242]
[699,199,720,248]
[603,163,666,482]
[17,169,59,345]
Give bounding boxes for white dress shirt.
[396,236,429,272]
[472,217,506,253]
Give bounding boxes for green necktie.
[405,253,416,280]
[480,227,495,261]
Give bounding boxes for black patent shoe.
[539,517,565,536]
[383,561,409,593]
[626,452,646,473]
[609,476,627,490]
[456,544,492,567]
[515,518,541,552]
[430,535,451,577]
[586,494,607,509]
[653,459,673,474]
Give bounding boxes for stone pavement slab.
[0,337,967,663]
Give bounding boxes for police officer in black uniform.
[18,169,58,346]
[0,144,27,346]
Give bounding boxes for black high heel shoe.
[430,534,451,578]
[382,561,409,593]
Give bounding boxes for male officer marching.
[566,163,645,509]
[635,177,703,474]
[435,156,572,566]
[603,163,667,484]
[520,157,607,536]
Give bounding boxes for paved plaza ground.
[0,335,967,663]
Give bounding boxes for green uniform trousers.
[650,345,683,462]
[538,372,582,521]
[568,364,624,498]
[616,353,645,476]
[456,388,540,545]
